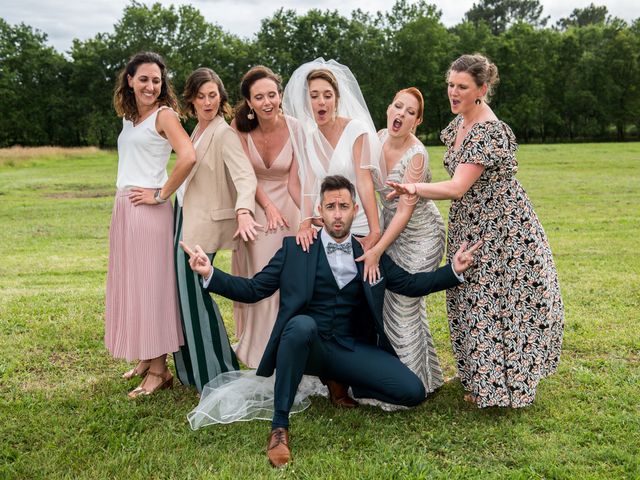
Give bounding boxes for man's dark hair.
[319,175,356,202]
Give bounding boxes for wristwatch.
[154,188,167,204]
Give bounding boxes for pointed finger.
[180,241,195,258]
[468,240,483,253]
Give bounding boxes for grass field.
[0,143,639,479]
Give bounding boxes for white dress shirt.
[320,228,358,289]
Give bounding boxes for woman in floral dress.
[387,54,564,408]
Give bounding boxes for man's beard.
[326,219,352,241]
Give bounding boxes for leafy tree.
[1,0,638,146]
[0,19,70,147]
[384,6,455,136]
[490,24,561,141]
[465,0,549,35]
[556,3,610,30]
[596,23,639,140]
[67,1,250,146]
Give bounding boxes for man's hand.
[180,241,213,278]
[452,240,483,275]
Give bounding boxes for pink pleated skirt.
[105,190,183,361]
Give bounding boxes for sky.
[2,0,639,53]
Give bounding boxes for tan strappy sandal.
[127,369,173,398]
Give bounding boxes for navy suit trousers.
[272,315,425,428]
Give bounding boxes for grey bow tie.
[326,241,352,255]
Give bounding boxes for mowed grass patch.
[0,144,639,479]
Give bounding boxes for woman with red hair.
[358,87,446,397]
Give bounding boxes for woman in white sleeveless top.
[105,52,196,398]
[283,58,383,252]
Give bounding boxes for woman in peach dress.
[231,66,306,368]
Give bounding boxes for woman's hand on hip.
[128,187,159,206]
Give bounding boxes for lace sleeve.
[399,144,427,207]
[401,145,428,184]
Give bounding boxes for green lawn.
[0,143,638,479]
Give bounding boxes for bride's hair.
[306,69,340,110]
[234,65,283,132]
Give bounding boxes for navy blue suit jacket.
[207,235,461,377]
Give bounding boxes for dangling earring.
[247,108,255,120]
[475,98,482,105]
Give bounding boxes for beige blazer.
[182,116,257,253]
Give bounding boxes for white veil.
[283,58,384,221]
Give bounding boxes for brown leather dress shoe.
[267,428,291,468]
[320,378,359,408]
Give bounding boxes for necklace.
[461,116,475,130]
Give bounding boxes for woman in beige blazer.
[173,67,259,392]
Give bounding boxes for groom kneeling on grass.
[181,175,481,467]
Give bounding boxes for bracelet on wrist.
[154,188,167,204]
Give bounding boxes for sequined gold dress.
[377,130,446,394]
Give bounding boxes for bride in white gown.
[283,58,384,251]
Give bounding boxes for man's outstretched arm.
[181,241,283,303]
[384,241,482,297]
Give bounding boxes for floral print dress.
[441,116,564,407]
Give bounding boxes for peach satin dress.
[232,133,300,368]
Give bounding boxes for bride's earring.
[247,107,255,120]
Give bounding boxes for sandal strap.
[147,370,171,381]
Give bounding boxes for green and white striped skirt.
[173,202,239,393]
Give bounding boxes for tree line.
[1,0,638,148]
